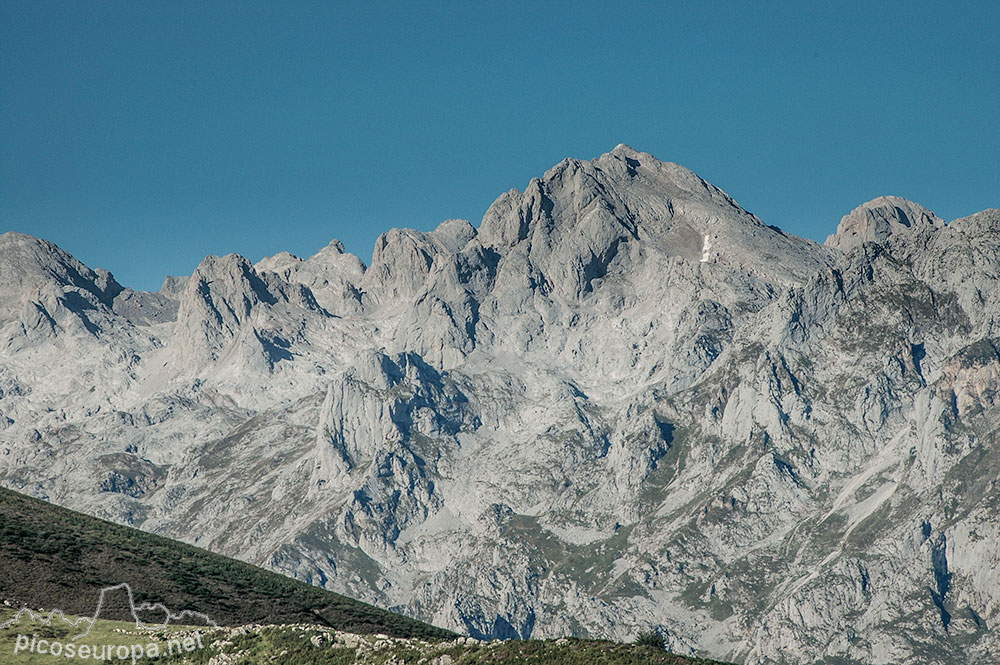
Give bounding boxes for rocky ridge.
[1,145,998,664]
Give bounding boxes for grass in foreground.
[0,608,200,664]
[1,614,733,665]
[143,624,732,665]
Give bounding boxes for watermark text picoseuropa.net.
[14,631,205,663]
[2,582,217,663]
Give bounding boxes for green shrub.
[635,630,665,650]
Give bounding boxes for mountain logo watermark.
[1,582,217,662]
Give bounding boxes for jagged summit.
[0,150,953,306]
[430,218,476,252]
[0,231,126,332]
[0,231,122,300]
[825,195,944,252]
[255,250,303,275]
[476,145,833,288]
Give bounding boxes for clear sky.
[2,1,997,292]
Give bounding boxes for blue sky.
[2,1,998,291]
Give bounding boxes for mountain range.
[1,145,998,664]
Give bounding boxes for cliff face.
[1,146,998,664]
[825,195,946,252]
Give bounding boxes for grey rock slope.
[1,146,998,664]
[825,196,945,252]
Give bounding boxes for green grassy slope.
[0,608,198,665]
[0,486,452,639]
[144,625,733,665]
[0,616,733,665]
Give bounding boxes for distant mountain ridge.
[1,145,998,664]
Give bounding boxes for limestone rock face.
[170,253,325,377]
[825,195,945,252]
[256,240,367,316]
[361,219,477,308]
[0,232,123,332]
[1,148,998,665]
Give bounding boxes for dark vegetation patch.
[0,486,452,639]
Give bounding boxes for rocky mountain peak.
[315,239,351,258]
[0,231,124,311]
[825,195,944,252]
[476,147,833,293]
[249,240,367,317]
[255,251,303,275]
[169,252,322,371]
[610,142,639,155]
[430,219,476,254]
[361,222,478,307]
